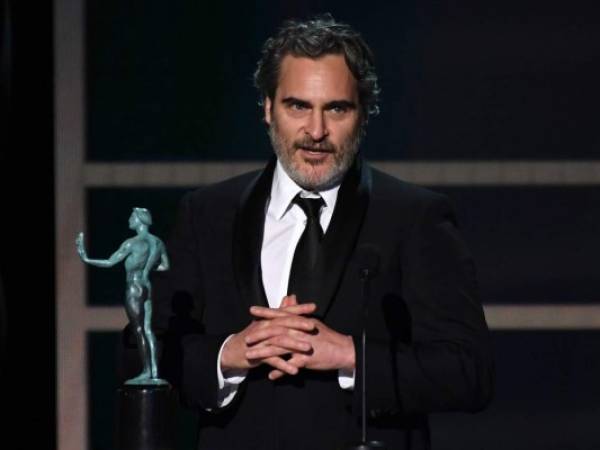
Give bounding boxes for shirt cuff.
[215,334,247,408]
[338,367,355,390]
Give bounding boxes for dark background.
[1,0,55,449]
[2,0,600,449]
[84,0,600,162]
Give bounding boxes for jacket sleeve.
[152,191,231,411]
[355,193,494,417]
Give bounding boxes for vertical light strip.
[55,0,87,449]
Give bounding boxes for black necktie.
[287,195,325,299]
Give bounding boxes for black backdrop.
[1,0,55,449]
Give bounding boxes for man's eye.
[291,103,307,110]
[330,106,348,114]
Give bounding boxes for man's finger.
[246,337,311,359]
[268,369,285,380]
[250,303,316,319]
[245,325,310,345]
[247,346,291,360]
[280,294,298,308]
[268,353,308,380]
[251,303,315,318]
[262,356,299,375]
[247,319,314,344]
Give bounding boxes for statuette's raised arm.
[76,232,131,268]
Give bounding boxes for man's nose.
[304,111,329,141]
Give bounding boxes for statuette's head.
[254,14,380,191]
[129,207,152,230]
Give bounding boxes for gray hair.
[254,14,380,125]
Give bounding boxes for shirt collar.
[269,160,341,221]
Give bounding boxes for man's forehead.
[275,53,358,101]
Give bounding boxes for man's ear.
[263,97,272,125]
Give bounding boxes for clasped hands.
[220,295,355,380]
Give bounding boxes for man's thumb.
[280,294,298,308]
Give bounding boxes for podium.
[115,384,177,450]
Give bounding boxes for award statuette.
[77,207,176,450]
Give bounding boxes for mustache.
[293,138,336,152]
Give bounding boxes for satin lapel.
[233,158,276,311]
[313,157,372,318]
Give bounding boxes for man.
[153,15,493,450]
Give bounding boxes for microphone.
[344,245,386,450]
[356,244,380,282]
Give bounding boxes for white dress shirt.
[215,161,355,408]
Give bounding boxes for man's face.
[264,54,362,190]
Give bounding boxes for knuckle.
[291,328,304,336]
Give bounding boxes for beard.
[268,119,362,191]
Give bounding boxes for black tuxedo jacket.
[152,157,494,450]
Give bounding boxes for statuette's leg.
[125,285,152,382]
[144,300,159,379]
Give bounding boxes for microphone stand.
[343,265,386,450]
